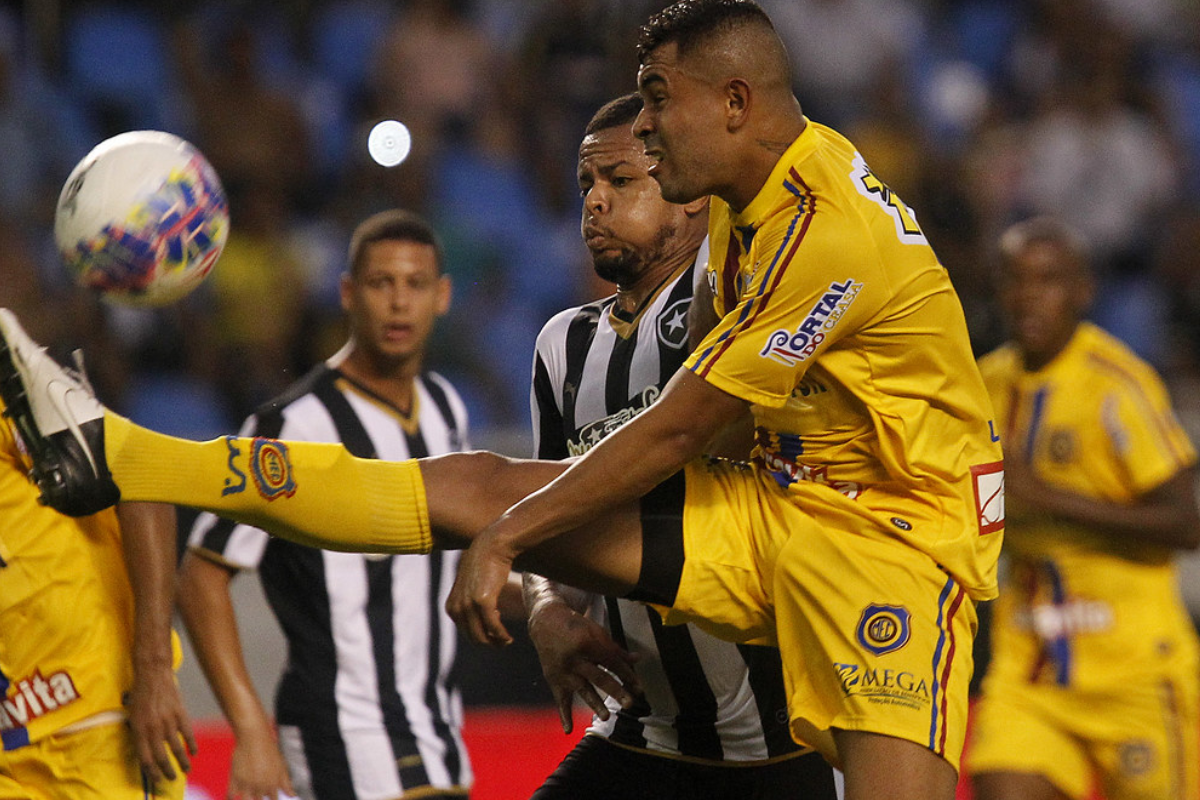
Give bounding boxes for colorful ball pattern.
[54,131,229,307]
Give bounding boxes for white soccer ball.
[54,130,229,307]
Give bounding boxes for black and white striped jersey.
[530,258,801,763]
[189,360,472,798]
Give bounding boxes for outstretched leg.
[0,306,649,595]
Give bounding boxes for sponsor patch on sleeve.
[970,461,1004,535]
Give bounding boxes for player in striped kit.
[524,94,839,798]
[176,210,472,800]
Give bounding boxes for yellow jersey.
[685,120,1003,599]
[977,322,1199,689]
[0,404,137,748]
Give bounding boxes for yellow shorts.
[967,675,1200,800]
[644,459,978,771]
[0,721,186,800]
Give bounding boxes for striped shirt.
[530,258,801,762]
[189,361,472,797]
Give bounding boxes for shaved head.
[637,0,792,98]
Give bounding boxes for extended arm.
[176,551,295,799]
[117,501,196,785]
[449,369,748,645]
[1007,459,1200,550]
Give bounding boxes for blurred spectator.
[761,0,926,129]
[176,16,313,210]
[207,179,307,420]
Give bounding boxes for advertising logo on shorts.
[856,604,911,655]
[970,460,1005,535]
[760,279,861,367]
[251,438,297,500]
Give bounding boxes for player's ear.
[683,195,709,217]
[726,78,750,132]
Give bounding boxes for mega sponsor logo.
[0,670,80,731]
[761,279,861,367]
[568,386,659,456]
[834,662,931,712]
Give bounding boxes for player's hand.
[527,601,642,732]
[125,663,197,785]
[447,529,517,647]
[227,725,295,800]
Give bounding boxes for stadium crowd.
[1,0,1199,441]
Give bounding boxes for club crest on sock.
[250,438,297,500]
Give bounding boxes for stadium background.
[1,0,1199,796]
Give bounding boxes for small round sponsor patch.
[251,438,297,500]
[890,516,912,531]
[856,604,911,655]
[1119,740,1155,776]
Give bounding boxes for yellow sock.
[104,412,431,554]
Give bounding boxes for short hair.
[637,0,775,63]
[997,216,1090,269]
[584,93,644,137]
[347,209,443,276]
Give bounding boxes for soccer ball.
[54,130,229,307]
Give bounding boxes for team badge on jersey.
[251,438,297,500]
[970,460,1005,535]
[856,604,911,655]
[657,298,690,349]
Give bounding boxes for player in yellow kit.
[0,397,192,798]
[967,216,1200,800]
[0,3,1001,798]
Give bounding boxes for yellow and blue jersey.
[977,322,1199,689]
[0,403,135,749]
[685,119,1003,600]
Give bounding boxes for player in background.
[176,210,473,800]
[966,216,1200,800]
[0,403,193,797]
[524,92,839,799]
[0,3,1003,797]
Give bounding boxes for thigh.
[651,459,777,644]
[1091,676,1199,800]
[771,515,978,772]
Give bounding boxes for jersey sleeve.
[685,220,885,407]
[1101,368,1197,496]
[530,309,572,460]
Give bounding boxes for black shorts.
[529,734,839,800]
[625,469,688,607]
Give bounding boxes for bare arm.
[1008,460,1200,550]
[449,369,748,645]
[117,501,196,785]
[176,551,294,799]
